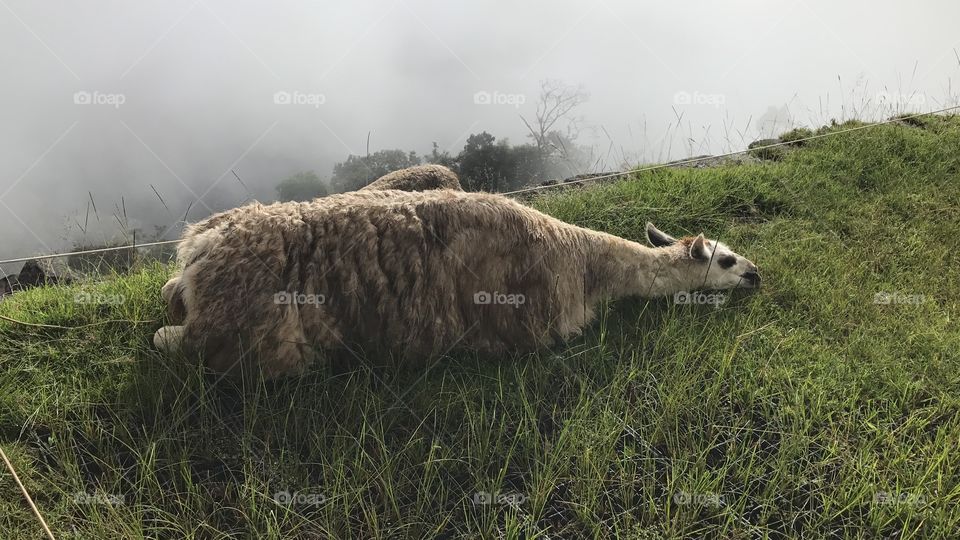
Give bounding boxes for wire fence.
[2,104,958,268]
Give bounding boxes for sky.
[2,0,959,271]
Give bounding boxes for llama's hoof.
[160,277,180,303]
[153,325,185,353]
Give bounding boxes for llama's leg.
[160,276,179,303]
[153,325,186,353]
[229,311,314,379]
[202,309,315,379]
[260,335,313,379]
[161,276,187,324]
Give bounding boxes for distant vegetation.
[330,149,422,193]
[275,80,595,199]
[275,171,328,202]
[280,129,593,198]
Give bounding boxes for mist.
[2,0,959,271]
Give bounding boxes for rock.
[748,138,781,149]
[564,172,620,183]
[0,259,69,298]
[748,139,787,161]
[17,260,46,287]
[0,274,19,297]
[667,154,760,169]
[890,114,926,128]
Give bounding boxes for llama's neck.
[586,231,691,300]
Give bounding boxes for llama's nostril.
[743,270,761,285]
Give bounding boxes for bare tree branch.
[524,80,588,158]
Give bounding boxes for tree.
[275,171,328,201]
[541,130,595,179]
[330,149,421,192]
[503,143,547,189]
[456,132,511,192]
[426,142,457,169]
[455,133,560,192]
[520,79,588,161]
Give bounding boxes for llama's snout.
[741,263,761,287]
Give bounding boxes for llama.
[160,165,463,324]
[360,164,462,191]
[154,189,759,378]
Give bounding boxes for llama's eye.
[718,255,737,269]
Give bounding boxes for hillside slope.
[1,116,959,538]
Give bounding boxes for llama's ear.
[646,222,677,247]
[689,234,710,260]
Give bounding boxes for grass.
[2,116,959,538]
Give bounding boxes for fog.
[2,0,959,271]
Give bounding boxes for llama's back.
[161,190,593,377]
[360,164,462,192]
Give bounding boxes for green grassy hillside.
[2,116,959,538]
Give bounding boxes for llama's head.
[645,222,760,290]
